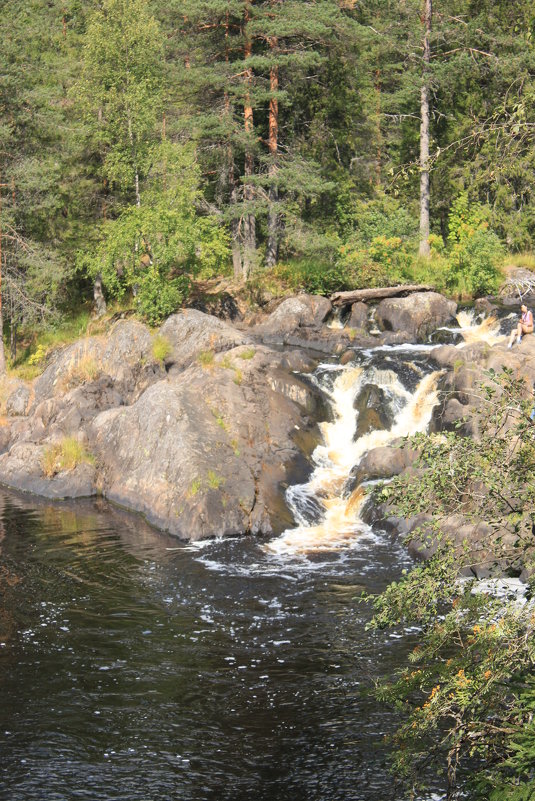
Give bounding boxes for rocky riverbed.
[0,287,529,565]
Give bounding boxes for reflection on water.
[0,488,430,801]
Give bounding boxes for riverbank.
[0,285,532,579]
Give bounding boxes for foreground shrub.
[369,369,535,799]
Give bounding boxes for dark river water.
[0,487,426,801]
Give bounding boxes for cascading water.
[268,360,441,555]
[268,310,503,556]
[454,309,505,346]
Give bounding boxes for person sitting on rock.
[508,304,533,348]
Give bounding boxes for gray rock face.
[0,440,96,499]
[262,294,332,334]
[252,294,381,354]
[6,385,30,417]
[0,312,320,538]
[32,320,160,409]
[347,302,368,331]
[160,309,251,371]
[90,347,316,539]
[376,292,457,341]
[350,444,418,488]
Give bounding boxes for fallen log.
[330,284,434,306]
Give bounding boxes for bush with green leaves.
[338,194,418,243]
[276,258,354,295]
[448,227,505,296]
[446,192,504,296]
[79,142,230,323]
[368,369,535,799]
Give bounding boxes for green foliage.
[79,142,230,322]
[347,196,418,244]
[369,369,535,798]
[76,0,164,196]
[207,470,224,490]
[28,344,48,367]
[135,271,189,325]
[445,193,505,295]
[238,348,255,360]
[276,258,354,295]
[448,227,505,296]
[198,350,214,367]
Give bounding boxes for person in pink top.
[508,304,533,348]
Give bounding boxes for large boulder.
[376,292,457,341]
[0,440,96,499]
[350,444,418,488]
[90,348,319,540]
[160,309,251,371]
[32,320,161,409]
[261,294,332,333]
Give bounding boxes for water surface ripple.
[0,489,420,801]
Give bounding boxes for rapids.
[268,308,502,556]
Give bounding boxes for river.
[0,310,509,801]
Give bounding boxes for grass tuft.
[60,355,100,391]
[207,470,225,489]
[152,334,172,364]
[238,347,255,360]
[42,437,95,478]
[198,350,215,367]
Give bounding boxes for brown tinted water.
[0,487,424,801]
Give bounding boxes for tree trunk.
[265,52,279,269]
[93,273,107,317]
[224,11,244,280]
[128,113,141,208]
[242,1,256,279]
[10,318,16,363]
[374,69,382,188]
[419,0,432,257]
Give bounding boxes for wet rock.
[431,342,491,369]
[350,444,418,487]
[353,384,393,439]
[474,297,499,316]
[432,397,467,432]
[0,441,96,499]
[376,292,457,341]
[340,349,356,365]
[347,302,368,330]
[89,352,318,540]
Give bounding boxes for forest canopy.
[1,0,534,338]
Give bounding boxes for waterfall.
[267,309,505,556]
[455,309,504,346]
[267,362,441,555]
